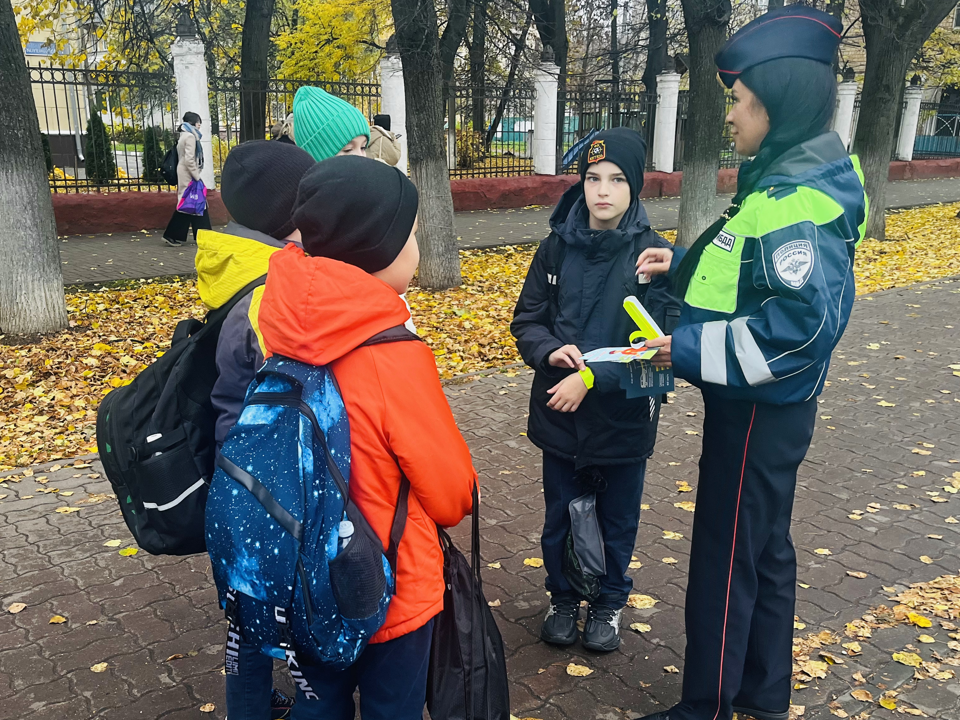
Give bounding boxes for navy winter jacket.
[511,184,680,467]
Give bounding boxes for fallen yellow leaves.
[626,594,658,609]
[522,557,543,568]
[893,651,923,667]
[663,665,680,673]
[908,612,933,628]
[200,703,216,713]
[6,602,26,614]
[674,501,696,512]
[662,531,684,540]
[565,663,593,677]
[118,547,138,557]
[630,622,652,633]
[103,539,122,548]
[49,615,66,624]
[90,662,108,673]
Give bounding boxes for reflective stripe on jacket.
[671,132,869,405]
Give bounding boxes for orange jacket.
[257,245,477,643]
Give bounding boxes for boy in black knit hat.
[511,127,680,652]
[195,139,315,720]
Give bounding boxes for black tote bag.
[427,487,510,720]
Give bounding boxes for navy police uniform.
[641,8,867,720]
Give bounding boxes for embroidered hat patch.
[587,140,606,164]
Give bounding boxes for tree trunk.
[854,0,957,240]
[469,0,487,133]
[676,0,730,247]
[239,0,275,142]
[485,11,533,149]
[392,0,462,289]
[853,33,910,241]
[641,0,668,96]
[0,0,68,335]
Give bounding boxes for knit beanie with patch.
[292,86,372,162]
[220,140,316,240]
[578,126,647,200]
[294,155,419,273]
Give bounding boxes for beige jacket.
[367,125,401,166]
[176,131,202,200]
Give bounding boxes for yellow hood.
[195,229,282,309]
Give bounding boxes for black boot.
[540,596,580,645]
[732,707,789,720]
[637,712,671,720]
[582,603,623,652]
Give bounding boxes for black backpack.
[160,146,178,185]
[96,276,265,556]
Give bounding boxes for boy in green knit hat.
[292,86,371,161]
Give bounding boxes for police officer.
[635,7,868,720]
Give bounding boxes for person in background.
[292,87,369,161]
[163,111,212,247]
[635,8,868,720]
[274,113,296,145]
[368,114,402,166]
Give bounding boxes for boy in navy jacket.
[511,128,679,652]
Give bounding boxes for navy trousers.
[671,392,816,720]
[225,618,434,720]
[541,452,647,607]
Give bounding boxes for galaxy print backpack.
[205,326,418,674]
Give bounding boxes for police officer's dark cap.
[715,6,842,89]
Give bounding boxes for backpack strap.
[359,325,421,347]
[384,475,410,580]
[204,274,268,329]
[545,234,565,311]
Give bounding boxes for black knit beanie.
[294,155,419,273]
[220,140,316,240]
[578,127,647,200]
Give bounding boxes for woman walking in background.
[163,111,212,247]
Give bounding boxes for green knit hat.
[293,86,371,162]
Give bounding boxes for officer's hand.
[547,373,589,413]
[645,335,672,368]
[549,345,586,371]
[637,248,674,278]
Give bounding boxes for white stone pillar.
[532,60,560,175]
[379,52,408,172]
[172,35,214,189]
[896,84,924,162]
[832,80,858,151]
[652,72,681,173]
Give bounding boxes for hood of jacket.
[257,244,411,366]
[195,222,289,310]
[754,131,866,208]
[548,181,653,260]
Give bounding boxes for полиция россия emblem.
[773,240,814,289]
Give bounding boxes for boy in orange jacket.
[251,155,476,719]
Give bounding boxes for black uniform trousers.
[671,390,816,720]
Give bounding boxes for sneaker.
[271,688,294,719]
[164,236,184,247]
[540,597,580,646]
[582,603,622,652]
[732,707,788,720]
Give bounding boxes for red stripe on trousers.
[711,404,757,720]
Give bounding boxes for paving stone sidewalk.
[58,177,960,286]
[2,278,960,719]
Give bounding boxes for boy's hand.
[547,373,589,413]
[645,335,672,367]
[548,345,586,371]
[636,248,674,278]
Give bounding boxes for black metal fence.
[913,99,960,159]
[208,77,380,180]
[447,83,536,179]
[558,83,657,174]
[30,67,180,192]
[672,92,747,171]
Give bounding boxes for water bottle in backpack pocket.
[205,355,409,670]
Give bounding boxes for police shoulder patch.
[772,239,815,289]
[587,140,606,164]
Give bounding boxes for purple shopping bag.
[177,179,208,216]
